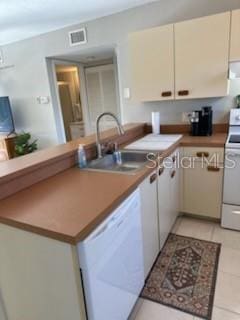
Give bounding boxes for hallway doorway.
[50,47,121,143]
[55,64,85,141]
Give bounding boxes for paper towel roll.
[152,112,160,135]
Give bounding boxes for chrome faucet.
[96,112,125,158]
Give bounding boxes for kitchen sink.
[85,150,151,174]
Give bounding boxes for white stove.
[222,109,240,230]
[225,109,240,149]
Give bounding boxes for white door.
[51,59,89,142]
[175,12,230,99]
[230,9,240,62]
[139,171,159,278]
[129,24,174,101]
[85,64,119,132]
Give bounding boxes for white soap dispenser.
[78,144,87,168]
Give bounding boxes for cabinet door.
[182,161,223,218]
[169,151,180,227]
[139,171,159,278]
[230,9,240,62]
[158,164,171,250]
[175,12,230,99]
[129,24,174,101]
[0,224,86,320]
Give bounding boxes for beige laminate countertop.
[0,166,153,244]
[0,133,227,244]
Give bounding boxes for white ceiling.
[0,0,156,45]
[55,46,115,63]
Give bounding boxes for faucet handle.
[113,142,118,152]
[102,142,116,155]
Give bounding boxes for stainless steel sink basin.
[85,150,150,174]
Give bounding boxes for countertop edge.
[0,133,227,244]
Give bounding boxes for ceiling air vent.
[69,28,87,46]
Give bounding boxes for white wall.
[1,0,240,148]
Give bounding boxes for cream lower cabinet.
[175,12,230,99]
[170,154,180,226]
[0,224,86,320]
[129,24,174,101]
[140,171,159,278]
[158,150,180,250]
[230,9,240,62]
[182,149,224,219]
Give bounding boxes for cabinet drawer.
[182,147,224,163]
[222,204,240,230]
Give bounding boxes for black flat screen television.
[0,97,15,134]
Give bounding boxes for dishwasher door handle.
[225,149,240,157]
[90,210,129,241]
[83,189,140,243]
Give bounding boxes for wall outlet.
[182,112,190,123]
[123,88,131,99]
[37,96,50,104]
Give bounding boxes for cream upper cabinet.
[129,24,174,101]
[175,12,230,99]
[230,9,240,62]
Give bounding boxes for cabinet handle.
[158,167,164,176]
[161,91,172,97]
[150,173,157,184]
[196,151,209,158]
[178,90,189,96]
[207,165,220,172]
[171,170,176,178]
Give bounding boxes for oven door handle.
[225,149,240,157]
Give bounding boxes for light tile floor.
[130,216,240,320]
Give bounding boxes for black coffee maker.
[190,106,213,136]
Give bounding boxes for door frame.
[49,58,90,143]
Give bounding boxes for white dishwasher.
[77,189,144,320]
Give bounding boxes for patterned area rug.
[141,234,221,319]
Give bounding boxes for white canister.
[151,112,161,135]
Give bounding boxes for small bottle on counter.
[78,144,87,168]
